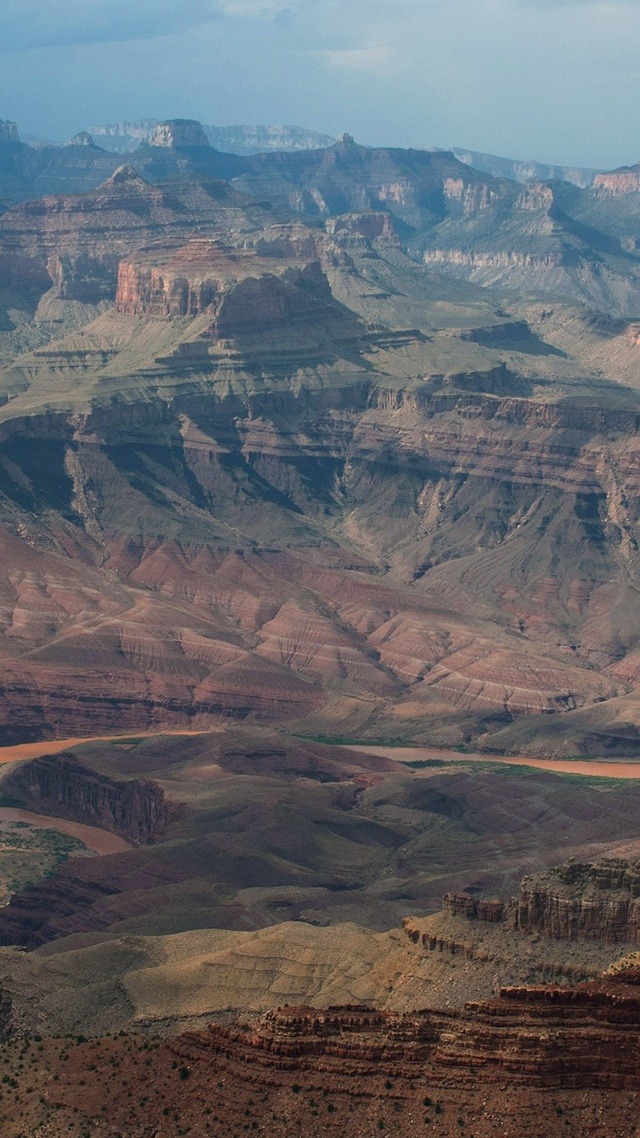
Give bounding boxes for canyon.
[0,115,640,1117]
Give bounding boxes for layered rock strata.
[115,240,337,331]
[408,859,640,948]
[149,120,211,149]
[190,964,640,1088]
[515,859,640,943]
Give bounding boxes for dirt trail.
[345,744,640,779]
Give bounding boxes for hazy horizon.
[1,1,640,170]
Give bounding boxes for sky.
[1,0,640,169]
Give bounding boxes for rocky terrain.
[0,963,638,1138]
[2,110,640,1121]
[451,146,601,188]
[3,160,640,752]
[0,727,638,1034]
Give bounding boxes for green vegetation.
[0,822,87,904]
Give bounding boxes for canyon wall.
[417,859,640,946]
[3,752,180,845]
[515,859,640,943]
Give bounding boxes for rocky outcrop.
[410,858,640,950]
[0,121,19,145]
[149,120,210,148]
[441,892,505,921]
[514,182,556,211]
[515,859,640,943]
[115,239,339,331]
[68,132,97,148]
[594,167,640,195]
[2,752,180,844]
[191,965,640,1088]
[435,969,640,1087]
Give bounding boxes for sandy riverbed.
[0,808,131,855]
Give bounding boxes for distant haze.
[1,0,640,169]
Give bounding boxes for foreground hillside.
[1,962,639,1138]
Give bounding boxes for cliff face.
[196,965,640,1088]
[594,168,640,195]
[0,169,273,314]
[515,859,640,943]
[408,858,640,950]
[435,970,640,1087]
[149,120,211,149]
[3,752,180,845]
[115,240,337,331]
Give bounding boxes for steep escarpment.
[405,857,640,952]
[2,752,180,844]
[115,239,339,332]
[593,165,640,195]
[515,859,640,943]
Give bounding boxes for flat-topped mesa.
[115,237,339,333]
[515,858,640,943]
[593,165,640,195]
[0,120,19,145]
[149,119,211,148]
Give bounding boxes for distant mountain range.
[86,118,337,155]
[12,117,605,187]
[451,147,601,188]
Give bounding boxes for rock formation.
[194,963,640,1088]
[114,240,338,331]
[515,859,640,943]
[3,973,640,1138]
[407,858,640,952]
[85,119,337,154]
[0,121,19,145]
[593,165,640,195]
[68,131,97,148]
[2,752,180,844]
[149,119,211,148]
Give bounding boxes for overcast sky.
[1,0,640,168]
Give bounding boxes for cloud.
[318,45,395,76]
[0,0,297,53]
